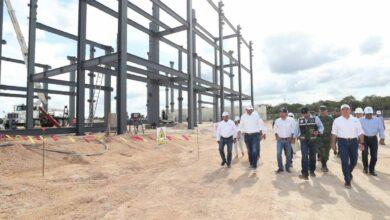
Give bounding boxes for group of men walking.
[215,104,386,189]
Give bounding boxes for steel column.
[68,56,76,123]
[237,25,243,115]
[0,0,3,85]
[165,71,169,114]
[249,41,254,107]
[76,0,87,135]
[104,50,111,127]
[169,61,175,115]
[43,66,49,111]
[192,9,197,127]
[218,1,224,119]
[197,58,202,124]
[229,51,234,118]
[186,0,195,129]
[88,46,95,123]
[116,0,128,134]
[213,39,218,122]
[26,0,38,129]
[177,49,183,123]
[147,2,160,126]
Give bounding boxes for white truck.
[4,104,40,129]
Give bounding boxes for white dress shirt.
[216,119,238,141]
[239,111,267,134]
[331,115,364,138]
[274,117,295,138]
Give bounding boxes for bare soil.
[1,121,390,219]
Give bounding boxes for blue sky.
[1,0,390,117]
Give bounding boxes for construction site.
[1,0,390,219]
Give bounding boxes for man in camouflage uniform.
[318,105,334,172]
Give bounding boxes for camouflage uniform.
[318,115,334,168]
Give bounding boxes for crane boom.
[4,0,46,105]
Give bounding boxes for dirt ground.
[1,121,390,219]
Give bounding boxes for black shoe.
[321,166,329,173]
[345,182,352,189]
[309,172,316,177]
[350,173,353,181]
[227,164,231,168]
[299,174,309,180]
[370,171,378,176]
[275,169,284,174]
[286,169,291,173]
[221,161,226,166]
[363,168,368,174]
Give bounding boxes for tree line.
[266,95,390,115]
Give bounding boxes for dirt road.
[1,121,390,219]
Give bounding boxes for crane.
[4,0,46,105]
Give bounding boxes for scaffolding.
[0,0,255,136]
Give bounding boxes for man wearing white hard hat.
[216,112,237,168]
[233,116,245,157]
[239,105,267,172]
[376,110,386,130]
[354,107,364,119]
[331,104,364,189]
[359,107,385,176]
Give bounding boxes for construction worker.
[317,105,334,172]
[295,107,324,180]
[331,104,364,189]
[355,107,364,118]
[360,107,385,176]
[288,112,296,166]
[215,112,237,168]
[376,110,386,130]
[239,105,267,172]
[234,116,245,158]
[274,108,295,173]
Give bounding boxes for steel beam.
[104,50,111,127]
[151,0,187,26]
[192,9,197,127]
[197,57,202,124]
[26,0,38,129]
[169,61,175,114]
[127,1,170,30]
[116,0,128,134]
[0,56,50,68]
[0,84,76,96]
[36,22,113,52]
[213,39,218,123]
[42,66,49,111]
[157,25,187,37]
[76,0,87,135]
[229,51,234,118]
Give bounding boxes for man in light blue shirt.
[360,107,386,176]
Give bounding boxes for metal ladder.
[88,72,104,126]
[4,0,46,105]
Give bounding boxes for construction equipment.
[4,0,46,105]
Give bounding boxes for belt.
[278,137,290,141]
[221,136,233,139]
[245,132,260,135]
[364,135,377,138]
[338,137,358,141]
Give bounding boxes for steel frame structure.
[0,0,255,135]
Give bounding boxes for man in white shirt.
[331,104,365,189]
[234,116,245,158]
[239,105,267,171]
[216,112,237,168]
[274,108,295,173]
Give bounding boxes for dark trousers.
[300,140,317,176]
[244,133,261,168]
[219,136,233,166]
[338,138,358,183]
[362,136,378,172]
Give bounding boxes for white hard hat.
[355,107,364,114]
[288,113,295,118]
[340,104,350,110]
[376,110,382,115]
[364,107,373,114]
[222,112,229,117]
[234,116,240,121]
[245,105,254,110]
